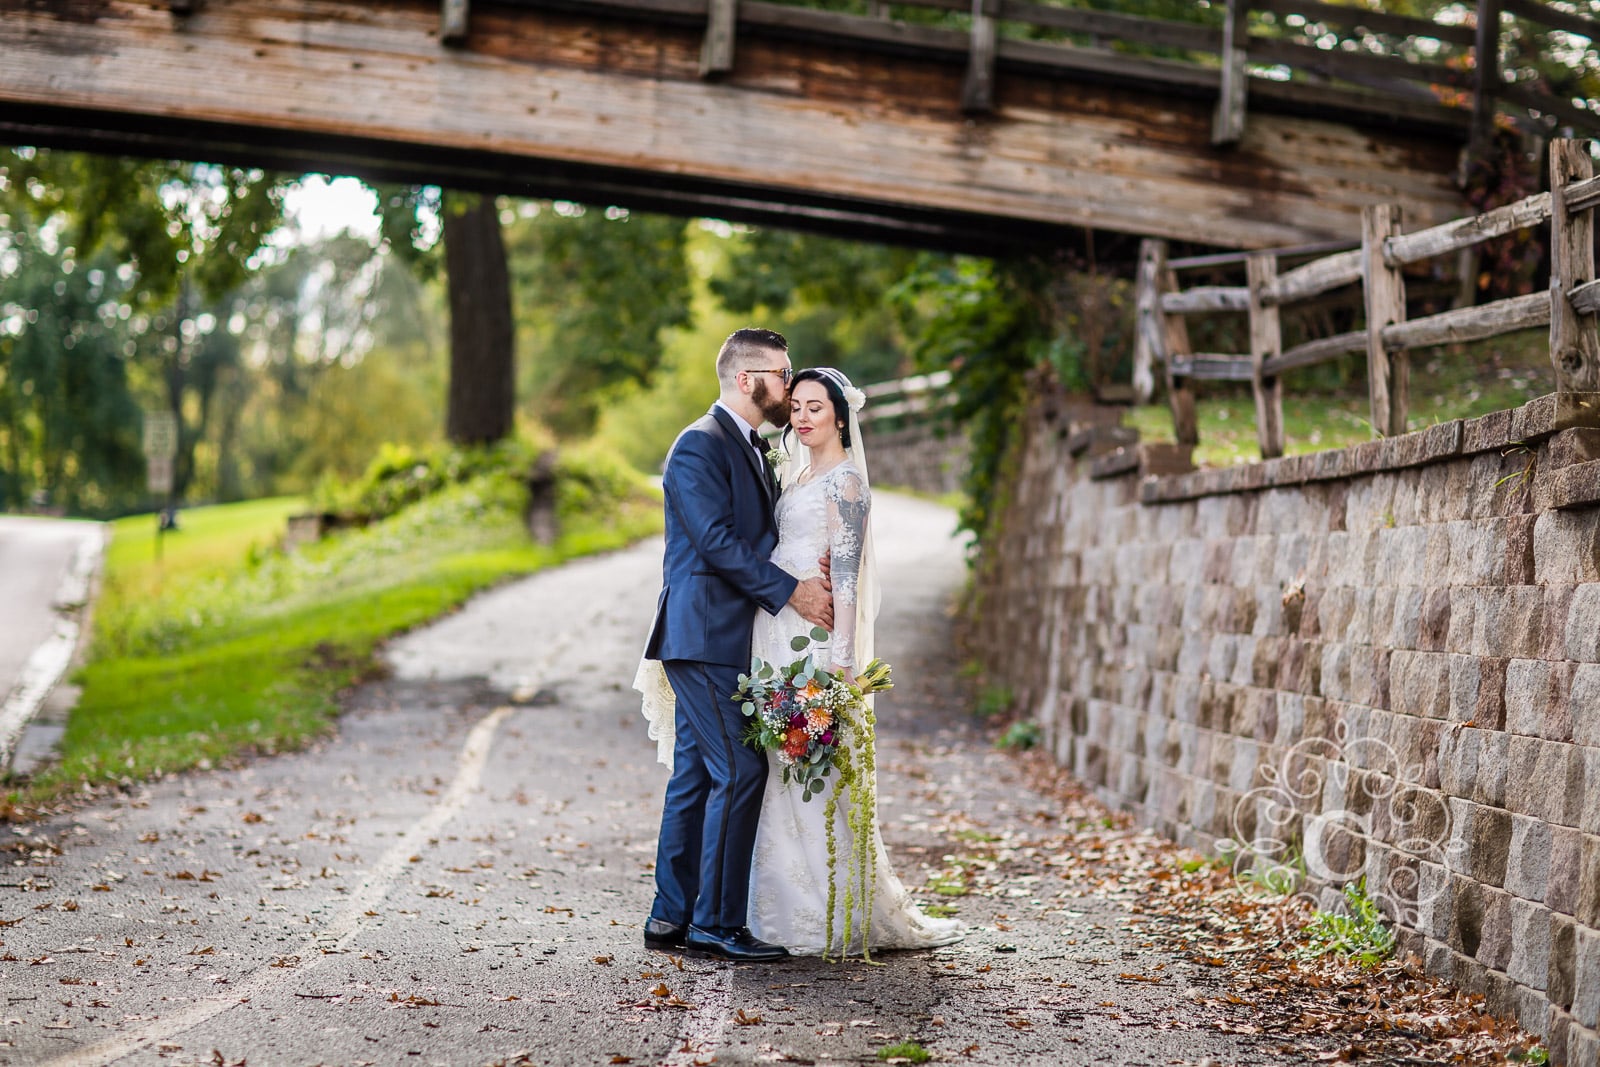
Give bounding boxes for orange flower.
[800,680,824,701]
[783,729,810,759]
[806,707,832,732]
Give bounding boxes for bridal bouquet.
[733,626,892,802]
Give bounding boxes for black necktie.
[749,429,776,494]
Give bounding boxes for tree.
[3,149,285,507]
[443,195,515,444]
[0,222,143,514]
[375,185,516,445]
[709,227,925,386]
[508,202,693,437]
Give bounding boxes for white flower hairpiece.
[813,367,866,413]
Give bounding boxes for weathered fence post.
[1137,239,1199,447]
[961,0,999,113]
[1212,0,1250,146]
[1549,139,1600,412]
[1132,239,1162,404]
[701,0,737,77]
[1362,204,1408,437]
[1247,251,1285,458]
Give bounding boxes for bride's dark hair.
[787,369,851,448]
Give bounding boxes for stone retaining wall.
[969,391,1600,1066]
[861,422,968,497]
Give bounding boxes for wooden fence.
[859,370,954,427]
[1131,138,1600,460]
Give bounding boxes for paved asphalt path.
[0,518,101,699]
[0,494,1292,1066]
[0,517,104,766]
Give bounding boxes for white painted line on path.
[665,962,733,1067]
[42,704,516,1067]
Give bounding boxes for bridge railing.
[693,0,1597,141]
[1131,137,1600,460]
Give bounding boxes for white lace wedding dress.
[745,461,964,957]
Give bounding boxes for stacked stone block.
[970,394,1600,1066]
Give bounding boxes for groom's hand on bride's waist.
[788,576,833,630]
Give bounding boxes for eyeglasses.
[748,367,794,386]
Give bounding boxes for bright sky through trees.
[281,175,380,244]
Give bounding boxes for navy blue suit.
[648,406,798,931]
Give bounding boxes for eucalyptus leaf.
[741,701,755,717]
[810,625,829,642]
[790,635,810,652]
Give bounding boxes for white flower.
[842,386,866,413]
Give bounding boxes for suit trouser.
[653,659,768,931]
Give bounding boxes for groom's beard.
[752,378,790,428]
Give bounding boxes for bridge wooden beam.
[701,0,737,77]
[440,0,469,45]
[1469,0,1502,163]
[1212,0,1249,146]
[961,0,998,114]
[0,0,1472,252]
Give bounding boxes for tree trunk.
[442,193,515,445]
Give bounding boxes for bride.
[640,367,963,958]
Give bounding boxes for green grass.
[1298,878,1397,968]
[1125,331,1555,467]
[995,720,1042,750]
[8,469,661,808]
[876,1041,931,1063]
[105,496,304,582]
[973,684,1013,719]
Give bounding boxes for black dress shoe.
[684,925,790,962]
[643,917,687,950]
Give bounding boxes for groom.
[643,328,834,963]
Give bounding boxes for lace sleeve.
[824,466,870,670]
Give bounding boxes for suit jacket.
[645,405,797,668]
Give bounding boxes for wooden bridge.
[2,0,1593,255]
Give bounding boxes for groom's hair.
[716,328,788,388]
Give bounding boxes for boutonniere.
[765,446,784,470]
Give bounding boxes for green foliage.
[1,148,286,507]
[973,684,1014,719]
[709,227,925,386]
[3,150,284,309]
[1298,878,1397,968]
[1509,1045,1551,1065]
[996,720,1042,750]
[16,445,661,802]
[876,1041,931,1064]
[310,434,552,523]
[508,203,693,437]
[1239,849,1306,897]
[888,257,1031,537]
[889,254,1106,540]
[0,224,144,514]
